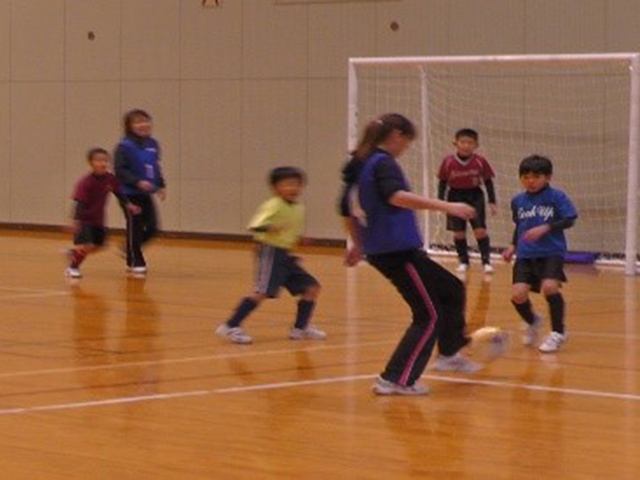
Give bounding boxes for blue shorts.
[253,244,319,298]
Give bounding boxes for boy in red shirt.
[65,148,139,278]
[438,128,497,274]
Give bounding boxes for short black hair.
[269,166,306,186]
[519,154,553,176]
[86,147,109,162]
[455,128,479,142]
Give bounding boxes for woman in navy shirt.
[341,113,484,396]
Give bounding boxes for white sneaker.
[215,324,253,344]
[128,266,147,274]
[432,353,481,373]
[538,332,567,353]
[483,263,494,274]
[522,314,542,346]
[65,267,82,279]
[289,325,327,340]
[455,263,469,273]
[372,376,429,396]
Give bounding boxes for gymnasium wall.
[0,0,639,240]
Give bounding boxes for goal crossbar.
[350,53,640,67]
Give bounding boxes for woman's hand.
[447,202,476,220]
[137,180,154,192]
[156,188,167,201]
[344,245,363,267]
[502,245,515,262]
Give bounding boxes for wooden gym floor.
[0,231,639,479]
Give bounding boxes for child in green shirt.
[216,167,325,344]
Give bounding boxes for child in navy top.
[502,155,578,353]
[341,113,498,396]
[114,109,166,275]
[65,148,139,278]
[437,128,496,274]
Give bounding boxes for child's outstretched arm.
[343,217,363,267]
[502,227,517,262]
[247,199,287,234]
[484,178,497,215]
[114,145,141,188]
[502,201,518,262]
[113,186,141,216]
[389,190,476,220]
[67,200,83,234]
[522,216,576,243]
[437,179,447,200]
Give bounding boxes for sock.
[512,299,536,325]
[546,293,565,334]
[294,300,316,329]
[477,236,491,265]
[454,238,469,264]
[70,249,87,268]
[227,297,258,328]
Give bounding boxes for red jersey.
[73,172,123,227]
[438,153,495,190]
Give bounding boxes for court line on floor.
[1,372,640,417]
[0,285,71,301]
[426,374,640,401]
[0,340,396,379]
[1,325,639,380]
[0,390,211,416]
[212,374,375,394]
[214,373,640,401]
[0,286,66,292]
[0,291,70,300]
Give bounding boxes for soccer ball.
[470,326,509,363]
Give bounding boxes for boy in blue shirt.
[502,155,578,353]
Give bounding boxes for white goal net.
[348,54,640,274]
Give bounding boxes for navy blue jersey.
[114,136,165,196]
[511,185,578,259]
[355,150,423,255]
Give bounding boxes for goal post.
[348,53,640,275]
[625,54,640,276]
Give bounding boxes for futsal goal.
[348,53,640,275]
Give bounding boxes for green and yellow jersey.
[247,196,304,250]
